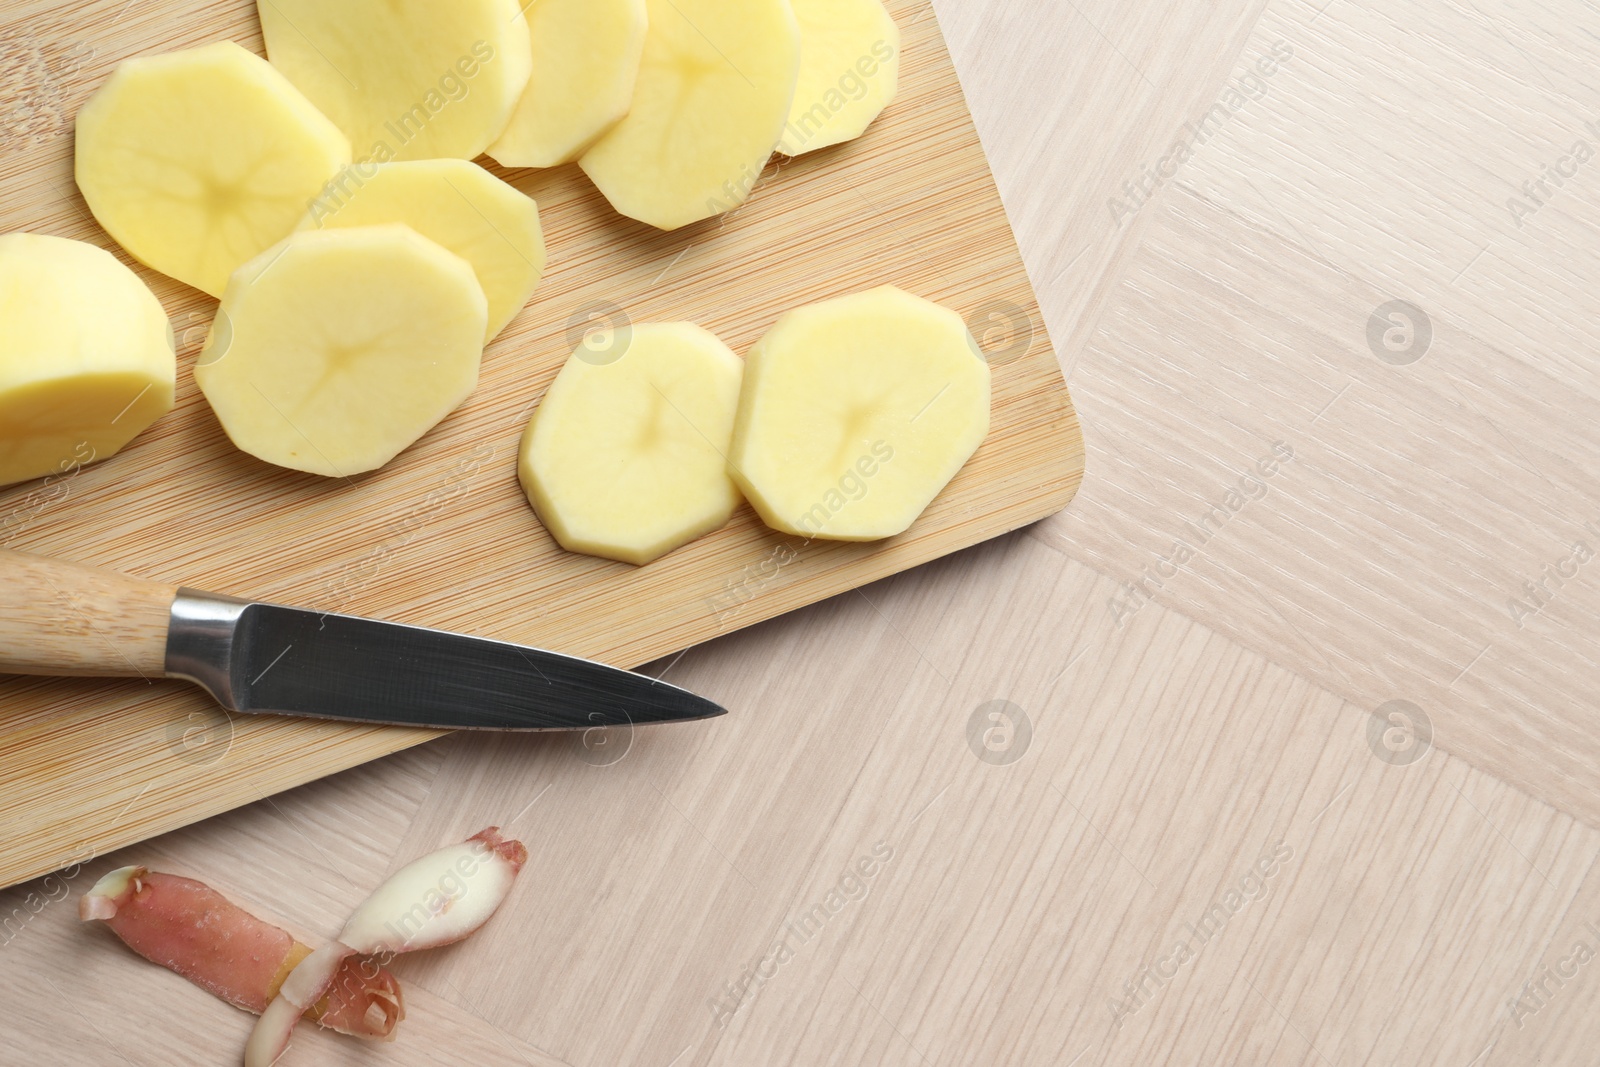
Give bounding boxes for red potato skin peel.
[79,867,404,1038]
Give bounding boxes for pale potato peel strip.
[245,828,528,1067]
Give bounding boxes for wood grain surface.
[5,0,1599,1065]
[0,550,174,678]
[0,0,1082,887]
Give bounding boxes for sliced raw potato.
[0,233,175,488]
[74,41,350,298]
[778,0,900,156]
[259,0,533,162]
[579,0,801,230]
[488,0,649,168]
[195,225,487,478]
[730,286,990,541]
[520,323,744,565]
[300,159,545,341]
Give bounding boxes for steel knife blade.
[0,550,726,731]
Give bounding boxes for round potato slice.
[195,226,487,478]
[579,0,800,230]
[730,286,991,541]
[258,0,533,162]
[520,323,744,565]
[300,159,545,342]
[74,41,350,299]
[778,0,901,156]
[488,0,649,169]
[0,234,175,488]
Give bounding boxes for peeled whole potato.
[300,159,545,342]
[258,0,533,162]
[778,0,900,156]
[195,225,487,478]
[488,0,649,169]
[730,286,990,541]
[0,233,175,488]
[520,322,744,565]
[74,41,350,298]
[580,0,801,230]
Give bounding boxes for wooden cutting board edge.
[0,411,1083,890]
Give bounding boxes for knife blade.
[0,549,725,731]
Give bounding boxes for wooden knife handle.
[0,549,177,679]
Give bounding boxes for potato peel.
[245,827,527,1067]
[79,866,403,1038]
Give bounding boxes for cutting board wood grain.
[0,0,1082,886]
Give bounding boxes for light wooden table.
[5,0,1598,1064]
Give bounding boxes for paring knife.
[0,549,726,730]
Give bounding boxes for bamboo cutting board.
[0,0,1082,888]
